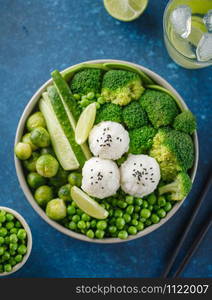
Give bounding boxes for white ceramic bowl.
[0,206,32,276]
[14,59,199,243]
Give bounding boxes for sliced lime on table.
[71,186,109,219]
[104,0,148,22]
[75,102,96,145]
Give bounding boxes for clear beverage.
[163,0,212,69]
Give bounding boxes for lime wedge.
[71,186,109,219]
[75,103,96,145]
[104,0,148,22]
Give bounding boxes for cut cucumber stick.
[39,94,79,170]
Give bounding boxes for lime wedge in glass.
[71,186,109,219]
[104,0,148,22]
[75,102,96,145]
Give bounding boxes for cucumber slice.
[147,84,185,111]
[75,103,96,145]
[71,186,109,219]
[39,95,79,170]
[103,62,154,85]
[62,64,109,82]
[51,70,92,160]
[47,86,87,168]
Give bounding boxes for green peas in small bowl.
[0,207,32,276]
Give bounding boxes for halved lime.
[75,103,96,145]
[71,186,109,219]
[104,0,148,22]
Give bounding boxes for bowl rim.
[0,206,32,276]
[14,59,199,244]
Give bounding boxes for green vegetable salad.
[15,62,197,240]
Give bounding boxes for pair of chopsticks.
[162,169,212,278]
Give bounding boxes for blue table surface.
[0,0,211,278]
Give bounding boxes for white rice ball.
[81,157,120,199]
[89,121,129,160]
[120,154,161,197]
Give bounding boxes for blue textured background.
[0,0,211,278]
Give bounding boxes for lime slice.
[104,0,148,22]
[75,103,96,145]
[71,186,109,219]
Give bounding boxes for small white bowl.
[0,206,32,276]
[14,59,199,243]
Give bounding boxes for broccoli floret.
[101,70,144,106]
[122,101,148,129]
[70,68,103,94]
[150,128,194,181]
[140,89,179,128]
[173,110,197,134]
[159,172,192,201]
[95,103,122,124]
[129,126,157,154]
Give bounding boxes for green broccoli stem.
[159,182,178,195]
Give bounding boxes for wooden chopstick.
[161,169,212,278]
[172,214,212,278]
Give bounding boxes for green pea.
[145,220,152,226]
[6,222,14,230]
[15,221,22,228]
[0,228,7,237]
[108,226,117,234]
[157,209,166,218]
[116,218,125,229]
[114,209,123,218]
[128,226,137,235]
[87,92,95,99]
[4,264,12,273]
[118,230,128,239]
[67,206,76,216]
[0,237,4,245]
[123,213,131,223]
[134,206,140,213]
[97,221,107,230]
[135,198,143,206]
[81,214,90,222]
[148,205,154,211]
[72,215,80,223]
[9,243,18,252]
[17,229,27,240]
[15,254,23,263]
[125,196,134,204]
[0,214,6,223]
[77,220,86,230]
[95,102,101,109]
[86,221,90,229]
[132,213,139,220]
[151,214,160,224]
[112,198,118,207]
[131,219,138,226]
[140,208,151,219]
[68,172,82,187]
[126,205,134,215]
[142,200,148,208]
[164,202,172,212]
[0,247,4,256]
[10,228,18,234]
[73,94,81,100]
[69,221,77,230]
[9,257,17,267]
[4,236,10,244]
[137,222,144,231]
[95,229,105,239]
[6,213,14,222]
[10,234,18,243]
[147,193,157,205]
[17,245,27,255]
[86,229,94,239]
[117,200,127,209]
[158,196,166,207]
[2,252,10,261]
[90,220,96,228]
[97,96,105,104]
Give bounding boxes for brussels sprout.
[15,143,32,160]
[46,199,67,220]
[22,133,38,151]
[40,147,55,157]
[58,184,71,201]
[27,172,46,189]
[49,167,69,187]
[36,154,59,178]
[68,172,82,187]
[34,185,53,207]
[30,127,50,148]
[27,112,46,131]
[23,151,40,172]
